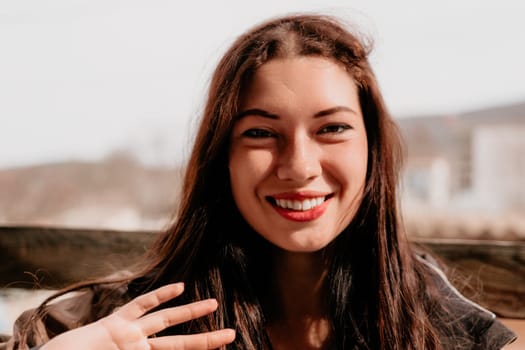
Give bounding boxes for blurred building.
[398,101,525,216]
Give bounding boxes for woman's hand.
[41,282,236,350]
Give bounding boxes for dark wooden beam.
[413,238,525,319]
[1,226,524,318]
[0,226,155,289]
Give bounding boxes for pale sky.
[1,0,524,168]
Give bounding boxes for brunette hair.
[24,14,450,349]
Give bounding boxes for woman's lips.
[266,192,332,222]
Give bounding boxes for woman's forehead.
[240,57,360,112]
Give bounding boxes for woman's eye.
[242,128,276,138]
[317,124,352,134]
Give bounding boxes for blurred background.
[1,0,524,345]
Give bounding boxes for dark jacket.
[416,254,517,349]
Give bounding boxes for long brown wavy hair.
[24,14,452,349]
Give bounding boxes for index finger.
[116,283,185,320]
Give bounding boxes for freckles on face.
[229,56,368,253]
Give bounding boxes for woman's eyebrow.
[235,108,279,120]
[314,106,358,118]
[235,106,357,120]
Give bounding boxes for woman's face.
[229,56,368,252]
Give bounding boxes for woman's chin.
[269,238,333,254]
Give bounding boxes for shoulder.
[416,253,517,349]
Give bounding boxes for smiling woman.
[229,57,368,252]
[1,13,517,350]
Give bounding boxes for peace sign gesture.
[41,283,236,350]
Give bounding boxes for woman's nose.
[276,137,322,182]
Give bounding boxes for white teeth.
[274,196,326,211]
[303,200,312,210]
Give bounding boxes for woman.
[1,14,516,350]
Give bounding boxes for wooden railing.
[1,226,524,318]
[411,238,525,319]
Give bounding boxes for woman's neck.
[265,249,331,349]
